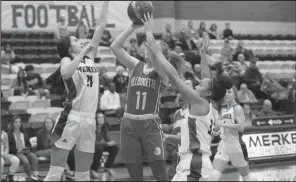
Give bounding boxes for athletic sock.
[44,166,64,181]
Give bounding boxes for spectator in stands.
[243,60,263,95]
[99,66,110,92]
[233,41,254,61]
[7,115,39,180]
[100,82,122,117]
[222,22,233,40]
[1,44,15,66]
[1,130,20,181]
[177,29,189,51]
[76,21,88,39]
[100,29,113,47]
[35,117,74,177]
[25,64,50,99]
[236,54,249,75]
[197,22,208,38]
[127,38,139,56]
[237,83,258,103]
[13,68,27,96]
[184,20,199,50]
[174,45,183,55]
[287,72,296,114]
[162,24,176,49]
[183,61,200,86]
[113,66,128,93]
[55,16,69,41]
[242,104,255,127]
[208,24,218,39]
[257,99,277,117]
[90,113,119,180]
[220,39,234,62]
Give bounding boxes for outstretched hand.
[144,33,159,53]
[141,13,154,33]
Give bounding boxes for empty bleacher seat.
[31,99,51,108]
[2,74,16,86]
[1,85,13,98]
[9,100,31,113]
[29,112,50,127]
[97,46,112,55]
[7,95,27,102]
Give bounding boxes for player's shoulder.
[233,104,244,115]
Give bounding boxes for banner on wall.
[1,1,131,31]
[242,131,296,160]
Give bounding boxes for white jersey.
[220,105,240,141]
[172,107,189,135]
[179,102,218,156]
[63,56,99,114]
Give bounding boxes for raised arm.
[110,25,140,71]
[88,1,109,59]
[199,34,211,79]
[142,14,169,85]
[60,44,92,80]
[146,36,207,106]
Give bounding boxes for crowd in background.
[1,18,296,181]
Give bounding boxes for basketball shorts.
[214,139,249,167]
[120,117,166,163]
[172,152,213,181]
[52,110,96,153]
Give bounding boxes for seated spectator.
[177,29,189,51]
[197,22,208,38]
[100,82,122,117]
[233,41,254,61]
[127,38,139,56]
[237,83,258,104]
[261,72,289,101]
[13,68,27,96]
[184,20,199,50]
[99,66,110,92]
[113,66,129,93]
[174,45,183,55]
[183,61,200,86]
[1,130,20,181]
[8,115,39,180]
[287,73,296,114]
[55,16,69,41]
[25,65,50,99]
[91,113,119,180]
[257,99,277,117]
[76,21,88,39]
[100,29,113,47]
[162,24,176,49]
[243,60,263,94]
[235,54,249,75]
[36,117,74,177]
[242,104,255,127]
[2,44,15,66]
[220,40,234,63]
[223,22,233,40]
[208,23,218,39]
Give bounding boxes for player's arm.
[110,25,141,71]
[88,1,109,60]
[199,34,211,79]
[142,14,169,85]
[218,105,245,132]
[60,44,92,80]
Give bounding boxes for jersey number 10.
[136,91,147,110]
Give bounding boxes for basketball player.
[43,2,109,181]
[110,13,171,181]
[209,87,251,181]
[144,14,233,180]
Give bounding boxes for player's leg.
[208,141,229,181]
[44,114,80,181]
[120,118,144,181]
[74,117,97,181]
[142,119,168,181]
[1,157,4,175]
[230,142,251,181]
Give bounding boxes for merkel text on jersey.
[77,65,98,73]
[130,77,156,90]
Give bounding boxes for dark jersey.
[125,62,166,115]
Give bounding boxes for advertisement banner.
[1,1,131,31]
[250,165,296,181]
[252,115,295,126]
[242,131,296,159]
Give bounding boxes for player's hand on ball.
[131,23,143,29]
[140,13,154,33]
[145,35,158,53]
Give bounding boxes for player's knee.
[10,156,20,166]
[209,169,222,181]
[75,171,90,181]
[44,166,64,181]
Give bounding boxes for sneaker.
[5,174,15,182]
[64,170,74,178]
[29,175,39,181]
[90,170,100,179]
[105,168,116,181]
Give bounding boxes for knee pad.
[75,171,90,181]
[44,166,64,181]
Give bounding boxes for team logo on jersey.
[154,147,161,156]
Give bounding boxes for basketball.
[127,1,154,25]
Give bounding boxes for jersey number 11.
[136,91,147,110]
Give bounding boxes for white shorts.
[53,110,96,153]
[172,152,212,181]
[214,140,248,167]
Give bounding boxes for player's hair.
[45,36,72,90]
[211,75,233,102]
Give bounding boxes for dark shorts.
[120,118,166,163]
